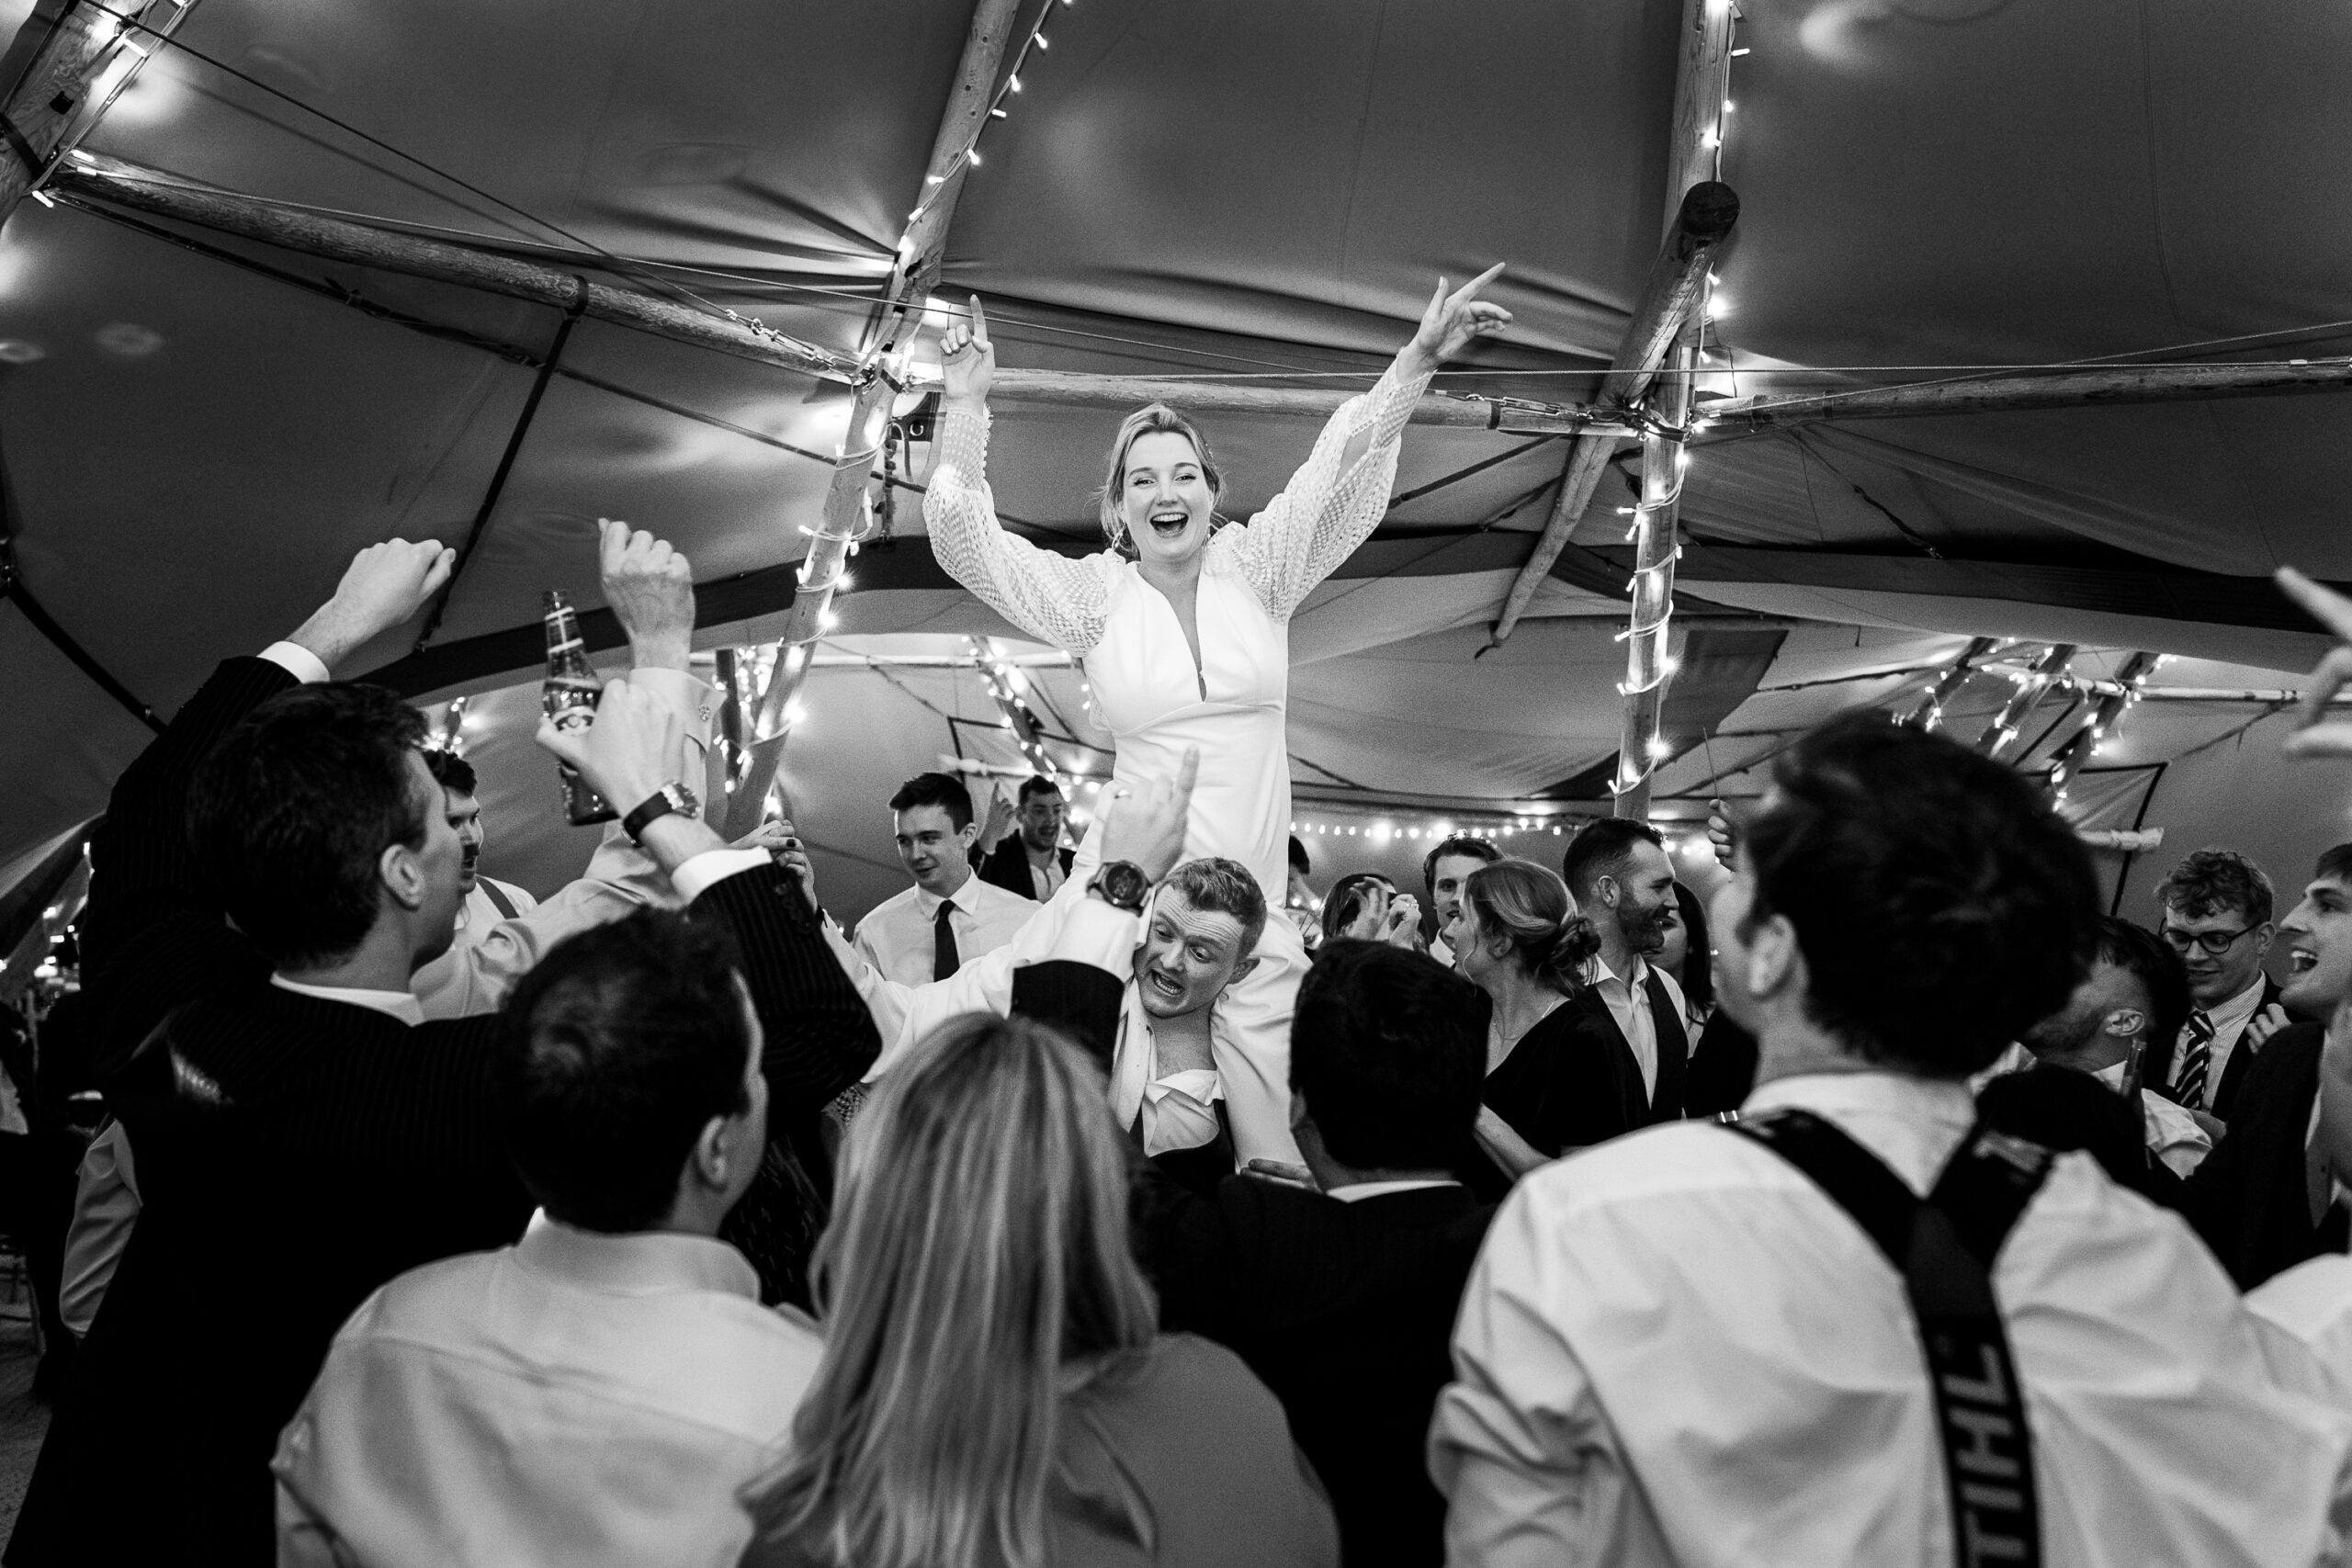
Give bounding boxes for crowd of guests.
[14,526,2352,1567]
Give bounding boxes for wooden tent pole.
[1978,642,2076,757]
[0,0,206,226]
[727,0,1024,834]
[1611,324,1699,818]
[1486,0,1736,651]
[982,367,1639,435]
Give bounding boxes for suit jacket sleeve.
[80,655,296,975]
[688,862,882,1117]
[2178,1021,2324,1289]
[1010,960,1125,1073]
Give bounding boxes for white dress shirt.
[1582,953,1687,1100]
[2169,972,2269,1111]
[1430,1069,2352,1568]
[274,1213,823,1568]
[853,871,1038,986]
[830,892,1223,1156]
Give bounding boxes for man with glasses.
[2153,848,2282,1127]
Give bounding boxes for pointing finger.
[968,295,989,345]
[1453,262,1507,303]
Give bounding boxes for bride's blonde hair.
[741,1014,1158,1568]
[1094,402,1226,554]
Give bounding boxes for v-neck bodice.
[1080,558,1290,895]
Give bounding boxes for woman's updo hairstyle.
[1462,859,1599,994]
[1094,403,1226,555]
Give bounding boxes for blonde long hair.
[741,1015,1159,1568]
[1093,402,1227,555]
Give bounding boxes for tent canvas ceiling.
[6,0,2352,921]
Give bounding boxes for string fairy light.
[901,0,1069,232]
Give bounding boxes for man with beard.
[1980,917,2211,1180]
[1559,818,1690,1123]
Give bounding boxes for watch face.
[671,782,700,817]
[1101,863,1148,907]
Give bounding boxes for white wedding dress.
[907,359,1436,1165]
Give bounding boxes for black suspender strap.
[478,878,520,921]
[1732,1111,2052,1568]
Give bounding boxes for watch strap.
[621,782,694,843]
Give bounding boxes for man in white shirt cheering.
[852,771,1036,984]
[1431,711,2352,1568]
[2153,847,2283,1125]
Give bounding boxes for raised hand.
[1404,264,1511,375]
[599,519,695,672]
[2278,567,2352,759]
[940,295,995,408]
[978,785,1017,852]
[1705,797,1738,871]
[287,538,458,673]
[1377,893,1423,951]
[1095,748,1199,884]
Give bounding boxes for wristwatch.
[1087,860,1152,914]
[620,780,700,843]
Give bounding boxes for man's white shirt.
[1581,953,1688,1100]
[852,873,1037,986]
[1430,1069,2352,1568]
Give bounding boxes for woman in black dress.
[1453,859,1602,1201]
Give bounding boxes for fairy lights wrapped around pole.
[1978,642,2076,759]
[1901,636,1998,730]
[1611,325,1698,818]
[2047,650,2153,802]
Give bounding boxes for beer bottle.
[541,590,616,824]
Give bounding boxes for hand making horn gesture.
[2278,566,2352,758]
[940,295,995,408]
[1402,264,1512,377]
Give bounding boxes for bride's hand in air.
[1402,264,1511,377]
[940,295,995,409]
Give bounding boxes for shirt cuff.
[671,848,771,905]
[1046,897,1140,978]
[258,641,331,685]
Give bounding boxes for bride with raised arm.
[915,271,1509,1167]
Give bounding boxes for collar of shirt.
[1585,952,1648,995]
[2200,972,2268,1038]
[914,874,982,920]
[512,1210,761,1301]
[270,973,424,1026]
[1327,1178,1463,1203]
[1743,1069,1980,1196]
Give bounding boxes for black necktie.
[933,900,960,980]
[2177,1010,2215,1110]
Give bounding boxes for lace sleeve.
[925,406,1112,655]
[1220,360,1438,620]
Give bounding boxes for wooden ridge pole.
[983,367,1641,437]
[1699,358,2352,432]
[48,158,861,383]
[0,0,205,226]
[1487,0,1737,651]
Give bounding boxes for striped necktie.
[2177,1009,2216,1110]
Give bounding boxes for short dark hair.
[1421,833,1500,893]
[1672,880,1714,1015]
[2094,918,2190,1062]
[1561,818,1665,904]
[1164,857,1268,957]
[422,749,478,796]
[1289,835,1311,877]
[1744,712,2098,1076]
[1294,942,1485,1169]
[499,911,756,1234]
[2155,848,2275,928]
[1017,775,1062,806]
[2314,843,2352,889]
[187,682,430,969]
[888,772,973,831]
[1321,873,1395,944]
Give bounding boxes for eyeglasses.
[2158,924,2256,956]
